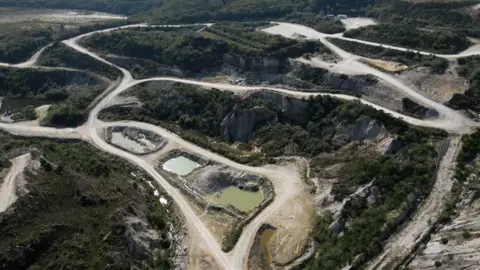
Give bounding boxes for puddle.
[204,186,263,212]
[111,132,149,153]
[259,228,276,265]
[162,156,200,176]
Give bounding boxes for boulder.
[329,221,342,235]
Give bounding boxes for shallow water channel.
[162,156,201,176]
[204,186,263,212]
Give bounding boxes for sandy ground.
[267,189,315,266]
[367,136,461,270]
[398,66,467,103]
[365,58,408,72]
[0,153,31,212]
[341,18,377,30]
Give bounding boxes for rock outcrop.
[351,118,387,141]
[250,91,309,124]
[220,105,276,142]
[223,54,285,72]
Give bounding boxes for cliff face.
[223,54,286,72]
[220,105,277,142]
[250,91,309,124]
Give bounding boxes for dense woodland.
[447,56,480,113]
[136,0,375,23]
[0,68,106,126]
[0,134,173,269]
[81,23,326,74]
[0,28,53,63]
[367,1,480,37]
[312,139,440,269]
[100,83,445,157]
[0,20,129,63]
[344,24,471,54]
[38,42,122,80]
[328,38,449,74]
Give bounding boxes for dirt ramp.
[0,153,31,212]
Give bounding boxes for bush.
[440,237,448,244]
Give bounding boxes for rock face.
[290,62,377,94]
[250,91,309,124]
[351,118,386,141]
[220,105,276,142]
[223,54,284,72]
[324,73,369,93]
[124,216,162,260]
[187,164,263,194]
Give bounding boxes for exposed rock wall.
[223,54,286,72]
[220,105,277,142]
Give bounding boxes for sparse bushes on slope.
[343,24,471,54]
[0,133,175,269]
[38,42,122,80]
[327,37,449,74]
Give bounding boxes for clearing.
[340,18,377,30]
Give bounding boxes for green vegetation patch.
[38,42,122,80]
[0,18,129,63]
[81,23,327,75]
[447,56,480,113]
[367,1,480,37]
[0,133,174,269]
[0,28,53,63]
[343,24,471,54]
[327,38,449,74]
[137,0,375,24]
[0,67,107,125]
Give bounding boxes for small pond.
[162,156,200,176]
[111,132,148,153]
[203,186,264,212]
[259,228,276,265]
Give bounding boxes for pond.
[111,132,148,154]
[203,186,264,212]
[259,228,276,266]
[162,156,200,176]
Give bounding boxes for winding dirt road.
[0,153,30,213]
[0,20,479,270]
